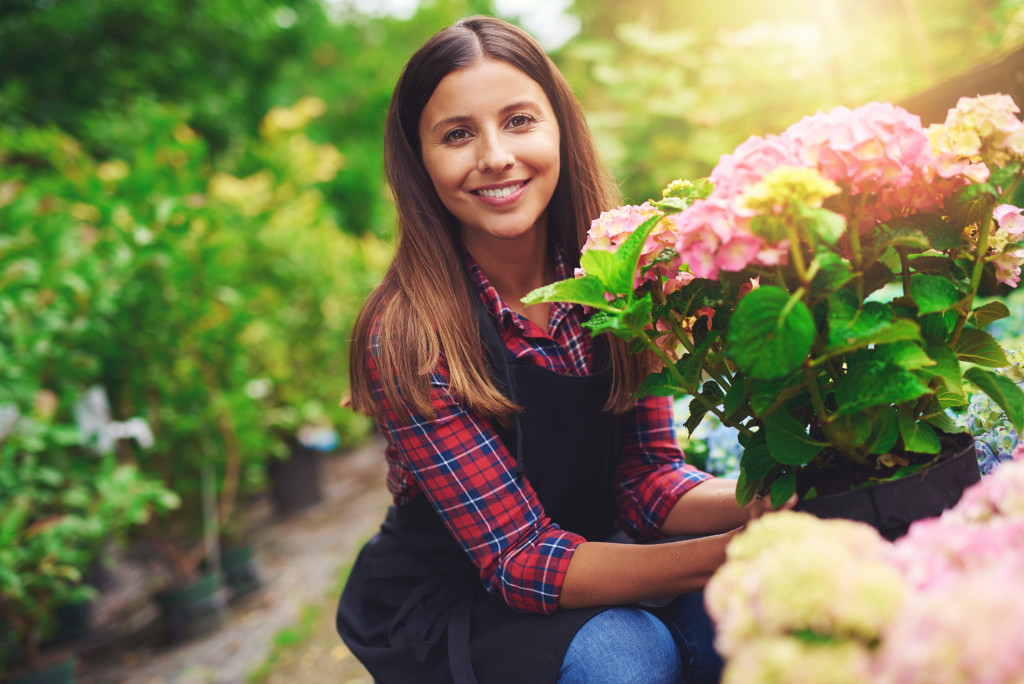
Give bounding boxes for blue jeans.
[557,592,722,684]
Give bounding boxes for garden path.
[75,436,391,684]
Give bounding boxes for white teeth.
[476,183,523,198]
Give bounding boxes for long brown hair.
[349,15,650,423]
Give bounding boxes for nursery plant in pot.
[0,423,177,681]
[526,94,1024,539]
[220,97,381,518]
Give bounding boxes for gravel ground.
[72,436,391,684]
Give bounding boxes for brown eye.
[508,114,534,129]
[444,128,470,142]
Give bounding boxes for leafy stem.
[898,246,913,298]
[848,193,869,301]
[628,321,753,438]
[951,211,994,346]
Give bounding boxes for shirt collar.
[463,244,577,332]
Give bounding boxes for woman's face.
[418,58,561,251]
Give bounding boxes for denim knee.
[558,608,682,684]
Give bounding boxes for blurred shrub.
[0,98,384,589]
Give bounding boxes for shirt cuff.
[637,463,713,540]
[494,526,586,614]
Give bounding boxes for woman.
[338,16,782,684]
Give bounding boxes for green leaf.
[810,250,854,294]
[579,249,629,295]
[634,365,683,398]
[736,435,774,506]
[558,214,664,300]
[879,227,929,251]
[684,395,711,435]
[864,407,900,455]
[798,205,846,244]
[910,275,962,314]
[965,368,1024,433]
[621,294,654,331]
[886,213,961,250]
[654,197,690,213]
[897,407,941,454]
[523,275,612,310]
[609,213,664,292]
[918,342,968,407]
[834,361,932,414]
[583,311,633,339]
[971,300,1012,330]
[749,374,803,414]
[726,286,815,380]
[924,410,967,435]
[682,383,726,434]
[831,412,874,450]
[871,341,935,371]
[678,334,719,389]
[919,311,958,337]
[954,328,1011,368]
[762,411,825,465]
[826,295,920,351]
[722,375,747,421]
[770,468,797,509]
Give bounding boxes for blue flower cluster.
[959,390,1022,475]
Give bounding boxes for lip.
[470,179,530,207]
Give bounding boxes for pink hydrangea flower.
[987,204,1024,287]
[669,199,751,279]
[873,560,1024,684]
[783,102,949,231]
[709,134,804,204]
[581,201,679,289]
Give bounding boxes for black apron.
[336,300,623,684]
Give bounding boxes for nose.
[477,130,514,173]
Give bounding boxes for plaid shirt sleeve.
[367,324,585,615]
[613,394,713,541]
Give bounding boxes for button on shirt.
[365,247,711,614]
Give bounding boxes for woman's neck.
[463,231,555,332]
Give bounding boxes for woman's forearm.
[660,478,752,537]
[557,531,737,610]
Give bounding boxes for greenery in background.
[3,0,1024,673]
[561,0,1024,202]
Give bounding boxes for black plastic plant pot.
[44,600,93,647]
[7,657,75,684]
[267,446,324,516]
[220,544,261,601]
[795,435,981,541]
[154,574,225,645]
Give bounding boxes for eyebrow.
[430,100,540,133]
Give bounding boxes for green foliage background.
[1,0,1023,672]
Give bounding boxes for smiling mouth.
[473,181,527,199]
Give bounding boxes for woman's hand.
[743,491,797,522]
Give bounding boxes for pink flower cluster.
[990,204,1024,287]
[785,102,958,231]
[928,93,1024,178]
[581,95,1023,288]
[666,101,962,279]
[580,201,692,290]
[873,460,1024,683]
[706,460,1024,683]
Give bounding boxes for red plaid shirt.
[366,248,711,614]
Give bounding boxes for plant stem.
[784,213,809,287]
[848,193,868,302]
[951,212,994,346]
[652,286,695,355]
[804,364,835,436]
[630,322,753,438]
[898,247,913,298]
